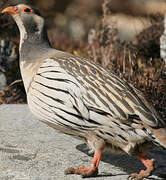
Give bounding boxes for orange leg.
[64,147,104,177]
[130,153,155,179]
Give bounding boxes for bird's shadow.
[76,143,166,179]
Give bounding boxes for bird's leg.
[65,147,104,177]
[129,152,155,179]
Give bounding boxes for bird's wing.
[48,55,165,128]
[29,57,97,132]
[29,55,165,132]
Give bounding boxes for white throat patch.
[13,14,27,51]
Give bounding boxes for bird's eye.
[22,7,33,13]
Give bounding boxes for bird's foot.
[128,158,155,180]
[65,147,104,177]
[64,165,98,177]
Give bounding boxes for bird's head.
[2,4,44,36]
[1,4,51,58]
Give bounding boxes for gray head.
[2,4,51,60]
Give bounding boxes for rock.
[160,14,166,63]
[0,104,166,180]
[0,39,18,84]
[0,71,6,90]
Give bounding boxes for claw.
[64,164,98,177]
[64,147,104,177]
[128,153,155,180]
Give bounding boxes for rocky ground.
[0,104,166,180]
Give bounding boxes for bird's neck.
[11,14,51,61]
[18,24,53,93]
[19,26,51,61]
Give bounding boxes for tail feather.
[152,128,166,149]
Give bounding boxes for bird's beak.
[1,6,18,15]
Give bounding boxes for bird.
[2,4,166,179]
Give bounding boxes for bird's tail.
[152,128,166,149]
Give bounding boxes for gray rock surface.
[0,71,7,90]
[160,13,166,63]
[0,104,166,180]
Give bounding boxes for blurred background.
[0,0,166,121]
[0,0,102,41]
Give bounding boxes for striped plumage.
[28,56,161,146]
[2,4,166,179]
